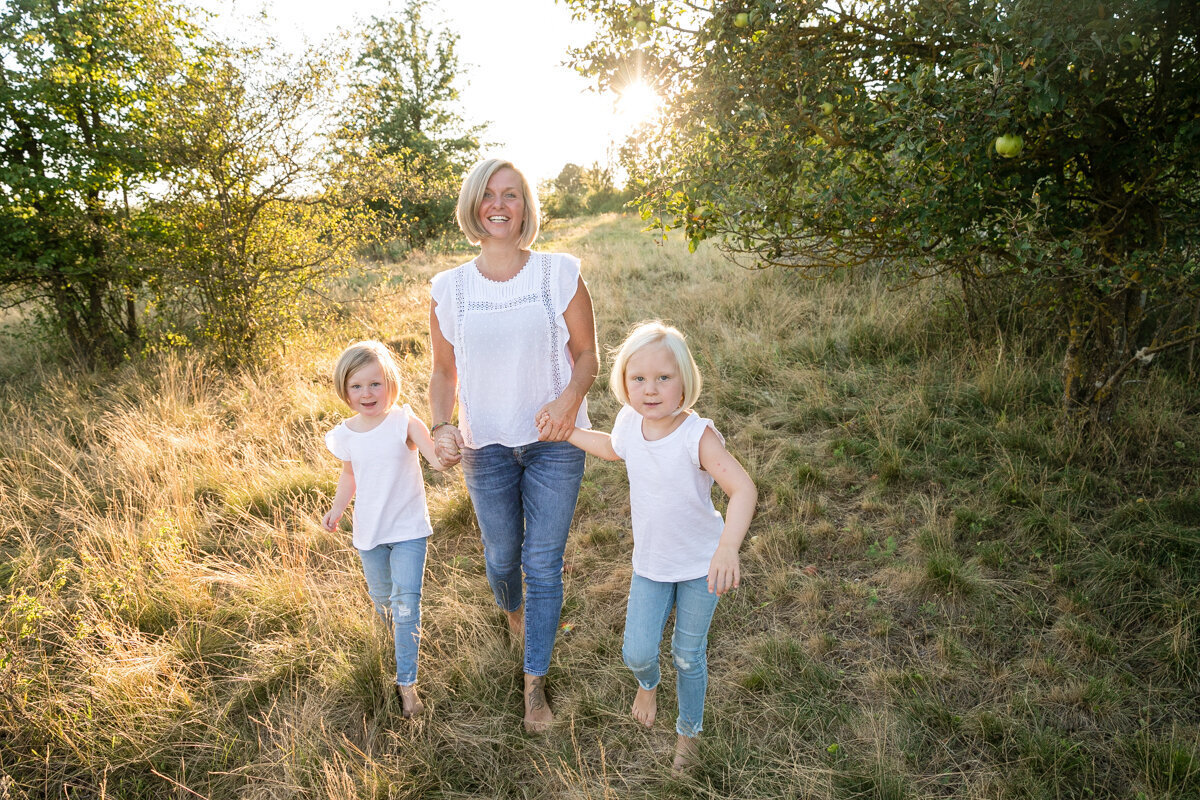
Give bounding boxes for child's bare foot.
[394,684,424,719]
[506,607,524,640]
[523,674,554,734]
[631,686,657,728]
[672,733,699,772]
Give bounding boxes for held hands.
[535,396,577,442]
[433,424,464,467]
[707,544,741,596]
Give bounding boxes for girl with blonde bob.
[429,158,598,733]
[560,321,756,771]
[608,321,703,411]
[322,340,446,718]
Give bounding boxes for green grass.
[0,214,1197,798]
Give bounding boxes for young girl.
[322,340,444,718]
[551,321,757,771]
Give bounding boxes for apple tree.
[563,0,1200,425]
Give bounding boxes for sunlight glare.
[614,81,662,129]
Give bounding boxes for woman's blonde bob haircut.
[609,321,703,413]
[332,340,403,410]
[456,159,540,250]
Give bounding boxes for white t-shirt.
[324,404,433,550]
[430,252,590,448]
[610,405,726,583]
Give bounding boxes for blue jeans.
[622,573,720,738]
[358,537,428,686]
[462,440,585,676]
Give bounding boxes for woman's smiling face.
[478,167,525,242]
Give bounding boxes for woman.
[429,158,598,733]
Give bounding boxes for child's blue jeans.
[622,572,720,738]
[358,537,428,686]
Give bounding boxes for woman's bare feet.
[506,607,524,641]
[631,686,657,728]
[395,683,424,719]
[523,674,554,733]
[672,733,699,772]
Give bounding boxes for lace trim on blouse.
[542,257,564,394]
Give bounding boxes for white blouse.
[430,252,590,448]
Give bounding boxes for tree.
[553,163,588,197]
[541,164,587,221]
[540,161,631,222]
[564,0,1200,425]
[144,45,386,365]
[0,0,195,366]
[580,161,626,212]
[339,0,483,247]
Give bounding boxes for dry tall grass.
[1,215,1197,799]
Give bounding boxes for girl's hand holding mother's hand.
[535,397,577,442]
[434,424,464,467]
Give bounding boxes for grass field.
[1,214,1197,799]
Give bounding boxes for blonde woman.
[428,159,598,733]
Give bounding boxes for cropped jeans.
[358,537,428,686]
[622,572,720,738]
[462,439,586,676]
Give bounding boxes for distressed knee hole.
[673,650,705,673]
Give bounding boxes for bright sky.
[205,0,643,187]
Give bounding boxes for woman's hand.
[434,424,465,466]
[536,395,579,442]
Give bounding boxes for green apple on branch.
[994,134,1024,158]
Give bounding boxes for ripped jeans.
[358,537,428,686]
[622,572,720,738]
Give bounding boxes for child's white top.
[430,251,590,448]
[325,404,433,550]
[610,405,726,583]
